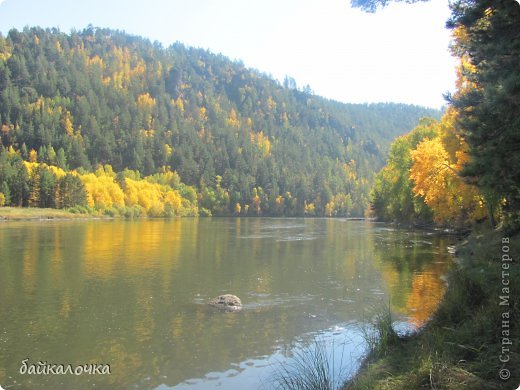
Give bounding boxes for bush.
[67,205,89,214]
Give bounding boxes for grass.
[344,223,519,389]
[0,204,191,220]
[271,339,350,390]
[360,305,400,360]
[270,307,401,390]
[0,206,102,220]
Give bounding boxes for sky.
[0,0,457,109]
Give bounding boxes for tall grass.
[361,305,400,358]
[271,339,348,390]
[270,307,399,390]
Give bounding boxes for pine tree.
[448,0,520,230]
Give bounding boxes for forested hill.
[0,27,440,216]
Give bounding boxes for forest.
[371,0,520,232]
[0,27,439,217]
[348,1,519,388]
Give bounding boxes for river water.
[0,218,454,389]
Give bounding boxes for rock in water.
[208,294,242,311]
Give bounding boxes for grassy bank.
[0,206,104,221]
[345,224,519,389]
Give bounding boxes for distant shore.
[0,207,379,222]
[0,207,107,221]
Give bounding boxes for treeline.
[0,27,439,217]
[371,110,487,228]
[0,146,198,217]
[371,0,519,232]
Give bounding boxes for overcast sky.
[0,0,457,108]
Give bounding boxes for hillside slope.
[0,27,440,216]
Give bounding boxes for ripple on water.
[242,292,317,311]
[276,234,317,242]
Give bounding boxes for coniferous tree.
[447,0,520,230]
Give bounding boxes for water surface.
[0,218,454,389]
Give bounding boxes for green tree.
[56,147,68,169]
[39,167,56,208]
[57,173,87,208]
[9,161,30,207]
[198,175,230,216]
[447,0,520,231]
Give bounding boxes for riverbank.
[0,207,107,221]
[345,223,519,389]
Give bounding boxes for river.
[0,218,454,389]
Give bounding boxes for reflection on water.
[0,219,454,389]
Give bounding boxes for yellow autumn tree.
[29,149,38,163]
[252,187,261,215]
[137,93,156,110]
[122,176,186,217]
[164,144,173,160]
[304,201,316,216]
[80,167,124,209]
[324,193,353,217]
[124,178,163,216]
[62,111,75,136]
[410,136,486,226]
[227,108,240,128]
[164,190,182,212]
[250,131,271,157]
[174,97,184,112]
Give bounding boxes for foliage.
[0,27,440,217]
[350,0,428,13]
[198,175,229,216]
[370,118,437,224]
[410,130,486,227]
[372,108,489,228]
[57,173,87,209]
[447,0,520,231]
[0,147,197,217]
[79,168,125,209]
[370,1,518,231]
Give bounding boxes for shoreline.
[0,207,110,222]
[0,207,381,222]
[344,223,519,389]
